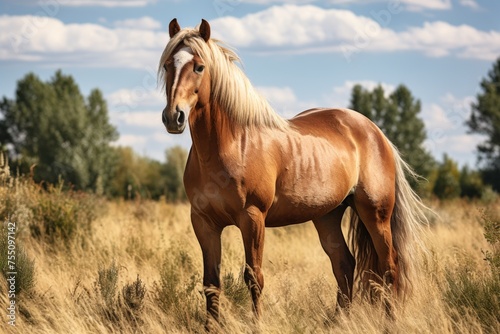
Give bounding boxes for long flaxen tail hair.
[349,143,430,300]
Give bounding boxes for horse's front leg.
[191,210,222,331]
[238,206,266,317]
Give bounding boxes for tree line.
[0,71,185,201]
[1,57,500,201]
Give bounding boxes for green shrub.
[481,185,499,204]
[0,223,36,295]
[30,181,102,245]
[222,270,249,309]
[93,262,149,329]
[483,212,500,276]
[445,213,500,332]
[122,275,146,312]
[0,177,35,232]
[120,274,147,327]
[157,259,181,310]
[96,261,119,308]
[155,244,203,330]
[156,248,196,311]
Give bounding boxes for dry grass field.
[0,177,499,333]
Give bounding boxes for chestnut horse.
[159,19,428,328]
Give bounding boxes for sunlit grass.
[0,177,499,333]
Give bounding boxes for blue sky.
[1,0,499,167]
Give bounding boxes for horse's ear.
[169,18,181,38]
[199,19,211,42]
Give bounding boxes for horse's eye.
[194,64,205,74]
[163,63,167,71]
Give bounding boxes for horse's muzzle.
[163,106,186,134]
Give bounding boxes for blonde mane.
[158,27,289,130]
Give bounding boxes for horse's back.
[290,107,392,157]
[291,108,376,133]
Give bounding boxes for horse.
[159,18,428,329]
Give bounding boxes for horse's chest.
[185,165,244,222]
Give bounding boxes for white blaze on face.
[172,47,194,97]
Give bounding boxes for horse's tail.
[349,143,429,299]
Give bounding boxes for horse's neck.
[189,103,237,164]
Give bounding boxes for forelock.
[158,28,210,86]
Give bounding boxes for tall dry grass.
[0,177,499,333]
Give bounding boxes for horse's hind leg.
[354,189,397,289]
[313,204,355,309]
[353,186,398,319]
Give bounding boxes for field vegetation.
[0,175,499,333]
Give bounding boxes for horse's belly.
[266,182,347,227]
[265,142,354,227]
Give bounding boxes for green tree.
[108,147,165,200]
[467,57,500,191]
[349,84,435,191]
[0,71,118,191]
[459,165,484,199]
[108,147,137,198]
[163,146,188,201]
[106,146,189,201]
[433,154,461,199]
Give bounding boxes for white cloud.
[459,0,479,9]
[424,133,483,165]
[114,17,162,30]
[212,5,378,50]
[256,86,297,105]
[152,131,170,143]
[1,5,499,68]
[112,134,147,147]
[440,93,474,114]
[112,111,161,128]
[328,0,451,11]
[420,93,483,165]
[422,103,455,131]
[210,5,500,60]
[0,14,169,68]
[437,134,482,154]
[256,85,317,118]
[244,0,452,11]
[396,21,500,60]
[241,0,314,3]
[58,0,157,7]
[107,88,164,113]
[422,94,473,138]
[402,0,451,11]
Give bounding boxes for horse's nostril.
[162,111,167,123]
[177,110,185,125]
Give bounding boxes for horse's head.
[160,18,211,134]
